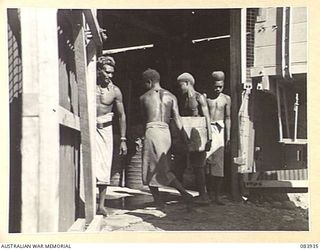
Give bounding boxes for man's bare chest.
[207,97,226,111]
[182,96,200,115]
[96,86,116,106]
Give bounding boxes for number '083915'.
[300,244,319,248]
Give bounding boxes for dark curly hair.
[97,56,115,70]
[142,68,160,83]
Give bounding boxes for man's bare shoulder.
[111,84,120,92]
[195,91,206,102]
[140,88,176,102]
[162,89,177,100]
[140,89,152,100]
[218,93,230,100]
[221,93,231,102]
[112,85,124,100]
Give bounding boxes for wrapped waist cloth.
[142,121,176,187]
[206,120,225,177]
[97,112,114,128]
[95,113,114,185]
[145,121,169,129]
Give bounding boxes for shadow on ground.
[101,187,309,231]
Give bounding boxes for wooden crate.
[181,116,208,152]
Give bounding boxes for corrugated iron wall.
[258,168,308,181]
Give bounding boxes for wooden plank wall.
[291,7,307,74]
[57,9,100,229]
[253,8,280,76]
[59,126,81,231]
[16,8,99,232]
[253,7,307,76]
[58,10,79,115]
[57,10,83,231]
[20,8,60,232]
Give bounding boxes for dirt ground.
[99,187,309,231]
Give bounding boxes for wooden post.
[20,8,40,232]
[276,81,284,141]
[73,10,96,225]
[20,8,60,232]
[282,87,291,138]
[294,93,299,141]
[229,9,243,201]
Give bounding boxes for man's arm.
[114,86,127,155]
[198,94,212,151]
[138,96,146,138]
[198,94,212,141]
[171,94,184,131]
[225,95,231,145]
[171,94,190,151]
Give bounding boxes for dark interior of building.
[98,9,231,131]
[97,9,233,191]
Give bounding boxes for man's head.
[97,56,115,82]
[142,68,160,90]
[211,71,225,95]
[177,72,195,94]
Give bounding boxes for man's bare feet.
[182,193,194,204]
[97,207,109,217]
[194,194,211,205]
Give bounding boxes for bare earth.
[99,187,309,231]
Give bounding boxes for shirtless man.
[175,73,212,204]
[96,56,127,216]
[205,71,231,205]
[139,69,193,208]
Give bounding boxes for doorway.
[98,9,233,192]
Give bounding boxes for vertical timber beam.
[20,8,60,232]
[229,9,243,201]
[20,8,39,233]
[86,33,97,207]
[73,10,95,224]
[241,9,247,86]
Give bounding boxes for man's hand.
[119,141,127,155]
[134,137,143,152]
[205,140,212,152]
